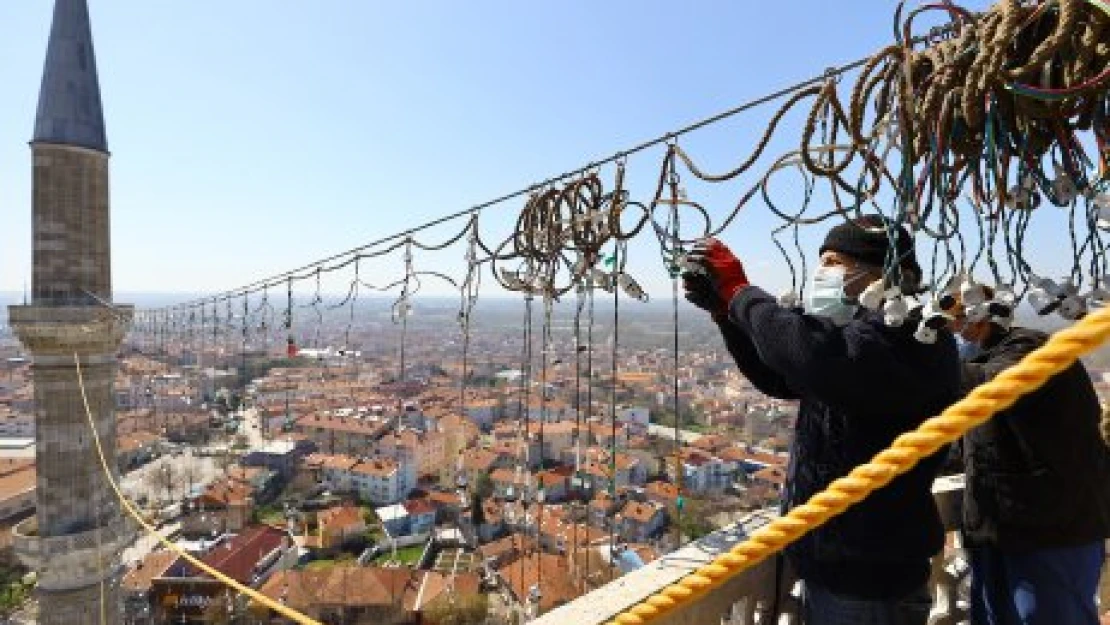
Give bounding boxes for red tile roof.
[193,525,289,585]
[403,498,436,516]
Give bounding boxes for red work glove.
[682,238,750,319]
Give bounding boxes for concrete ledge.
[532,475,968,625]
[533,511,781,625]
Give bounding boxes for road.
[646,424,704,444]
[120,521,181,566]
[240,406,266,449]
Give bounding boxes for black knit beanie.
[819,215,922,280]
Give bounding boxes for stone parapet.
[12,516,134,591]
[532,476,971,625]
[8,304,132,356]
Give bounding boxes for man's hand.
[682,272,728,320]
[682,239,750,319]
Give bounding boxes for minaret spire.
[33,0,107,153]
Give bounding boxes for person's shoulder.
[1000,326,1049,349]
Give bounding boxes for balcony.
[12,515,137,592]
[532,474,967,625]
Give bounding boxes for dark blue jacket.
[960,326,1110,550]
[721,287,960,599]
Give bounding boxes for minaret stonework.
[7,1,133,623]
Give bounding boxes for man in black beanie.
[683,216,960,625]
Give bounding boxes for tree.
[181,462,201,499]
[470,493,485,527]
[0,552,30,621]
[672,498,714,541]
[147,463,177,504]
[422,592,489,625]
[473,473,494,500]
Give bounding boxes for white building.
[616,406,650,432]
[0,410,34,438]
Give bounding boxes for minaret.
[7,1,133,623]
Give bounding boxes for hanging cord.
[395,240,415,408]
[666,179,686,550]
[516,291,535,608]
[571,279,587,592]
[240,292,250,386]
[298,267,325,350]
[458,219,482,450]
[584,280,597,590]
[607,243,623,569]
[284,277,295,358]
[536,291,555,605]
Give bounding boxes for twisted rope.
[605,302,1110,625]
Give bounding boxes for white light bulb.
[858,281,886,311]
[883,297,909,327]
[1032,275,1063,298]
[777,291,800,308]
[592,269,614,292]
[617,273,648,302]
[1027,288,1058,316]
[1058,295,1087,321]
[500,269,527,291]
[965,302,988,323]
[1087,287,1110,307]
[961,280,987,306]
[1096,204,1110,232]
[914,324,938,344]
[994,285,1017,307]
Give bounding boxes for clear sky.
[4,0,1069,306]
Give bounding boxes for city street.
[120,520,181,566]
[239,406,266,449]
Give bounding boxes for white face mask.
[806,266,862,325]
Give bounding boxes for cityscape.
[0,296,805,623]
[3,1,1110,625]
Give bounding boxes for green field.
[371,544,425,565]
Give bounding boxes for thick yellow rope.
[606,304,1110,625]
[75,353,325,625]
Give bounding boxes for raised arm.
[716,318,798,400]
[728,286,935,412]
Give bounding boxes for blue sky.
[4,0,1071,305]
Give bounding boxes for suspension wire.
[458,223,481,467]
[516,293,534,609]
[160,54,877,312]
[668,197,685,550]
[607,244,622,567]
[572,282,586,592]
[584,282,597,591]
[536,292,554,603]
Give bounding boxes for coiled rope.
[604,302,1110,625]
